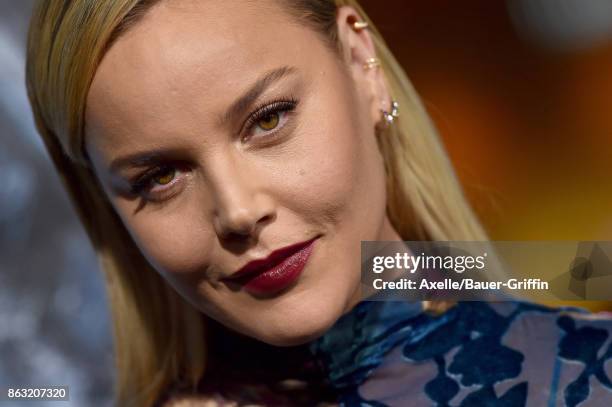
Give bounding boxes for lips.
[224,236,319,296]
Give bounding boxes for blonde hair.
[26,0,489,405]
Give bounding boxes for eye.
[257,111,280,131]
[129,164,186,201]
[153,167,175,185]
[243,99,298,141]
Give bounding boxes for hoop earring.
[381,100,399,125]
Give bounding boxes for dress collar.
[309,300,459,389]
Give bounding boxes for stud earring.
[363,57,380,70]
[352,21,369,31]
[381,100,400,125]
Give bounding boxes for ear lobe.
[335,6,392,131]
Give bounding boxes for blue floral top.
[309,299,612,407]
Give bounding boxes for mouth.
[223,236,320,296]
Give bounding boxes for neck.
[200,318,337,402]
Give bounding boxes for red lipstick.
[225,236,319,296]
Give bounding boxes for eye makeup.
[129,162,185,198]
[126,96,301,202]
[241,97,298,141]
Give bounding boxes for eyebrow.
[109,147,189,173]
[221,65,298,126]
[108,65,298,174]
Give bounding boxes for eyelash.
[241,97,298,141]
[129,98,299,200]
[129,163,182,197]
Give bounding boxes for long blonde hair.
[26,0,489,405]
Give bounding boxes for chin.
[256,318,335,347]
[250,291,347,347]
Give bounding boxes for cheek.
[272,95,387,240]
[113,201,215,279]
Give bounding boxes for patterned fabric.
[309,299,612,407]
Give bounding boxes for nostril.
[220,222,254,240]
[219,229,257,253]
[231,231,255,243]
[213,193,276,241]
[258,213,275,225]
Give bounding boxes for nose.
[209,158,275,240]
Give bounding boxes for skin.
[85,0,402,346]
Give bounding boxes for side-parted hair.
[26,0,490,405]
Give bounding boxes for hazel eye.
[128,163,188,203]
[257,112,280,131]
[153,168,175,185]
[242,99,298,141]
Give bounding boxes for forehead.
[85,0,335,153]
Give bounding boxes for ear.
[335,6,391,130]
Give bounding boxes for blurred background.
[1,0,611,405]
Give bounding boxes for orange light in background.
[362,0,612,311]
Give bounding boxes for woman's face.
[85,0,401,346]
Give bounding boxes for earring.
[352,20,369,31]
[381,100,400,125]
[363,57,380,70]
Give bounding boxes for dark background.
[1,0,611,405]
